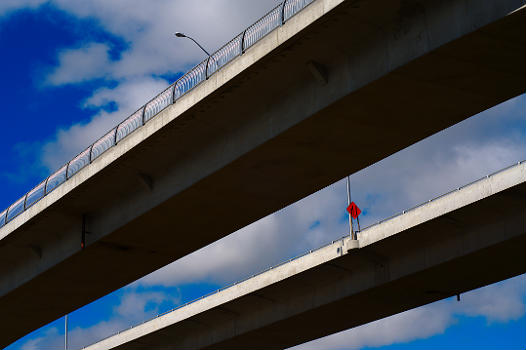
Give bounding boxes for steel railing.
[0,0,316,229]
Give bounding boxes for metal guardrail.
[82,239,342,348]
[81,160,525,348]
[0,0,316,230]
[356,160,526,232]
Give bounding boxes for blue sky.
[0,1,525,349]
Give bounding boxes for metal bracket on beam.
[306,61,328,85]
[29,244,42,259]
[344,239,360,252]
[81,214,91,250]
[137,173,154,192]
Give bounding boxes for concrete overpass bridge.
[84,162,526,349]
[0,0,524,347]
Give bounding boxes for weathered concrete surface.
[0,0,524,346]
[84,162,526,349]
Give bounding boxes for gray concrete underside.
[85,163,526,350]
[0,0,524,347]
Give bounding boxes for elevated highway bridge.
[0,0,524,347]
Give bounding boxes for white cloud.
[114,290,178,320]
[20,327,62,350]
[350,136,525,229]
[46,43,112,85]
[40,76,169,170]
[455,275,526,323]
[43,0,283,83]
[83,76,167,111]
[296,303,454,350]
[0,0,46,16]
[289,274,526,350]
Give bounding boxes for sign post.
[346,176,362,240]
[346,176,356,240]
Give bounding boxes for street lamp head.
[173,32,212,58]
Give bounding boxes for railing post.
[241,29,247,54]
[205,56,211,80]
[89,144,94,164]
[114,125,120,145]
[65,160,71,180]
[141,105,146,125]
[44,176,51,195]
[81,214,88,249]
[171,83,177,104]
[281,0,287,25]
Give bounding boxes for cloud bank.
[3,0,282,172]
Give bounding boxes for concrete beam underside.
[0,0,524,347]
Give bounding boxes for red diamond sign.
[346,202,361,219]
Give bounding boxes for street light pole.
[174,32,212,57]
[64,314,68,350]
